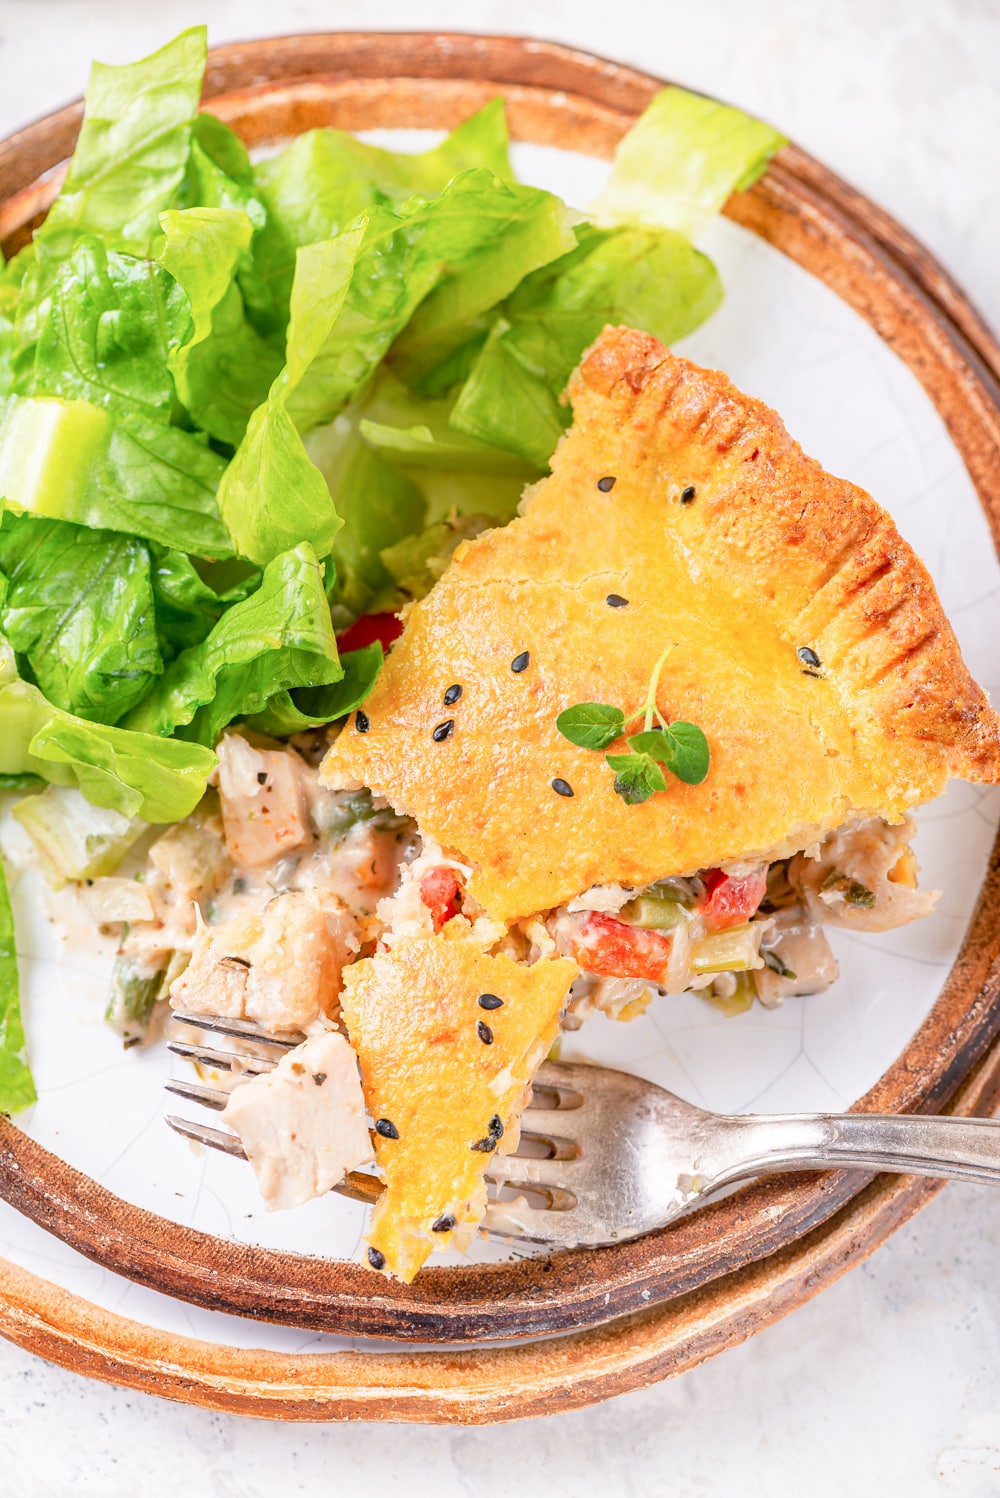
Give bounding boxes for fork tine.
[170,1010,303,1049]
[165,1114,383,1206]
[481,1196,584,1242]
[164,1077,232,1112]
[167,1039,277,1075]
[166,1114,247,1158]
[486,1154,580,1190]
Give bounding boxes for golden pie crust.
[324,326,1000,923]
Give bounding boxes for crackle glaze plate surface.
[1,127,998,1357]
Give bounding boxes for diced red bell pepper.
[419,868,463,932]
[336,612,404,655]
[570,912,674,985]
[699,866,768,932]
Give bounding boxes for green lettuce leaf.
[221,171,570,565]
[450,224,722,467]
[0,639,214,822]
[591,85,787,238]
[158,207,283,446]
[380,514,493,602]
[387,178,574,389]
[0,854,35,1116]
[26,236,188,418]
[305,413,426,617]
[179,113,266,226]
[0,512,161,724]
[450,318,569,470]
[288,171,572,431]
[149,547,260,658]
[216,226,365,565]
[245,642,382,736]
[0,394,230,557]
[122,542,344,746]
[253,100,514,315]
[36,26,208,260]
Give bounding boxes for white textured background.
[1,1,999,1493]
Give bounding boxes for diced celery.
[621,895,688,931]
[0,395,110,523]
[13,784,146,888]
[702,971,755,1017]
[689,922,761,974]
[312,787,404,845]
[105,949,185,1043]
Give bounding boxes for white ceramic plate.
[2,134,999,1352]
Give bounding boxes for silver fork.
[166,1013,1000,1247]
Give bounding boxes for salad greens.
[0,856,35,1115]
[0,24,785,1110]
[591,85,788,237]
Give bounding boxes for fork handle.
[728,1111,1000,1187]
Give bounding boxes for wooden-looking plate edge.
[2,1045,998,1424]
[0,31,998,1354]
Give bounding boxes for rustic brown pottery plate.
[0,31,999,1419]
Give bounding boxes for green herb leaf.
[606,751,666,805]
[556,702,625,751]
[655,721,711,785]
[0,853,36,1115]
[763,948,797,980]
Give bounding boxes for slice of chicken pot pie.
[143,325,999,1277]
[323,325,1000,1023]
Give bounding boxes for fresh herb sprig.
[555,645,710,804]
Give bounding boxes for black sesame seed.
[432,719,455,742]
[797,646,822,669]
[489,1114,504,1139]
[597,475,617,492]
[443,684,463,706]
[367,1246,386,1271]
[681,485,696,504]
[511,651,530,673]
[477,1020,494,1045]
[471,1136,497,1152]
[477,992,503,1010]
[256,771,268,785]
[375,1118,399,1140]
[801,668,822,679]
[551,778,574,798]
[606,593,628,609]
[312,1072,327,1086]
[431,1213,456,1232]
[355,710,370,733]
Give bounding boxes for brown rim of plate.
[1,1047,998,1423]
[0,32,998,1349]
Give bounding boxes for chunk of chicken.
[216,732,313,869]
[222,1031,373,1210]
[169,889,360,1032]
[753,907,839,1007]
[789,816,937,934]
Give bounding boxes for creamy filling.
[70,730,938,1208]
